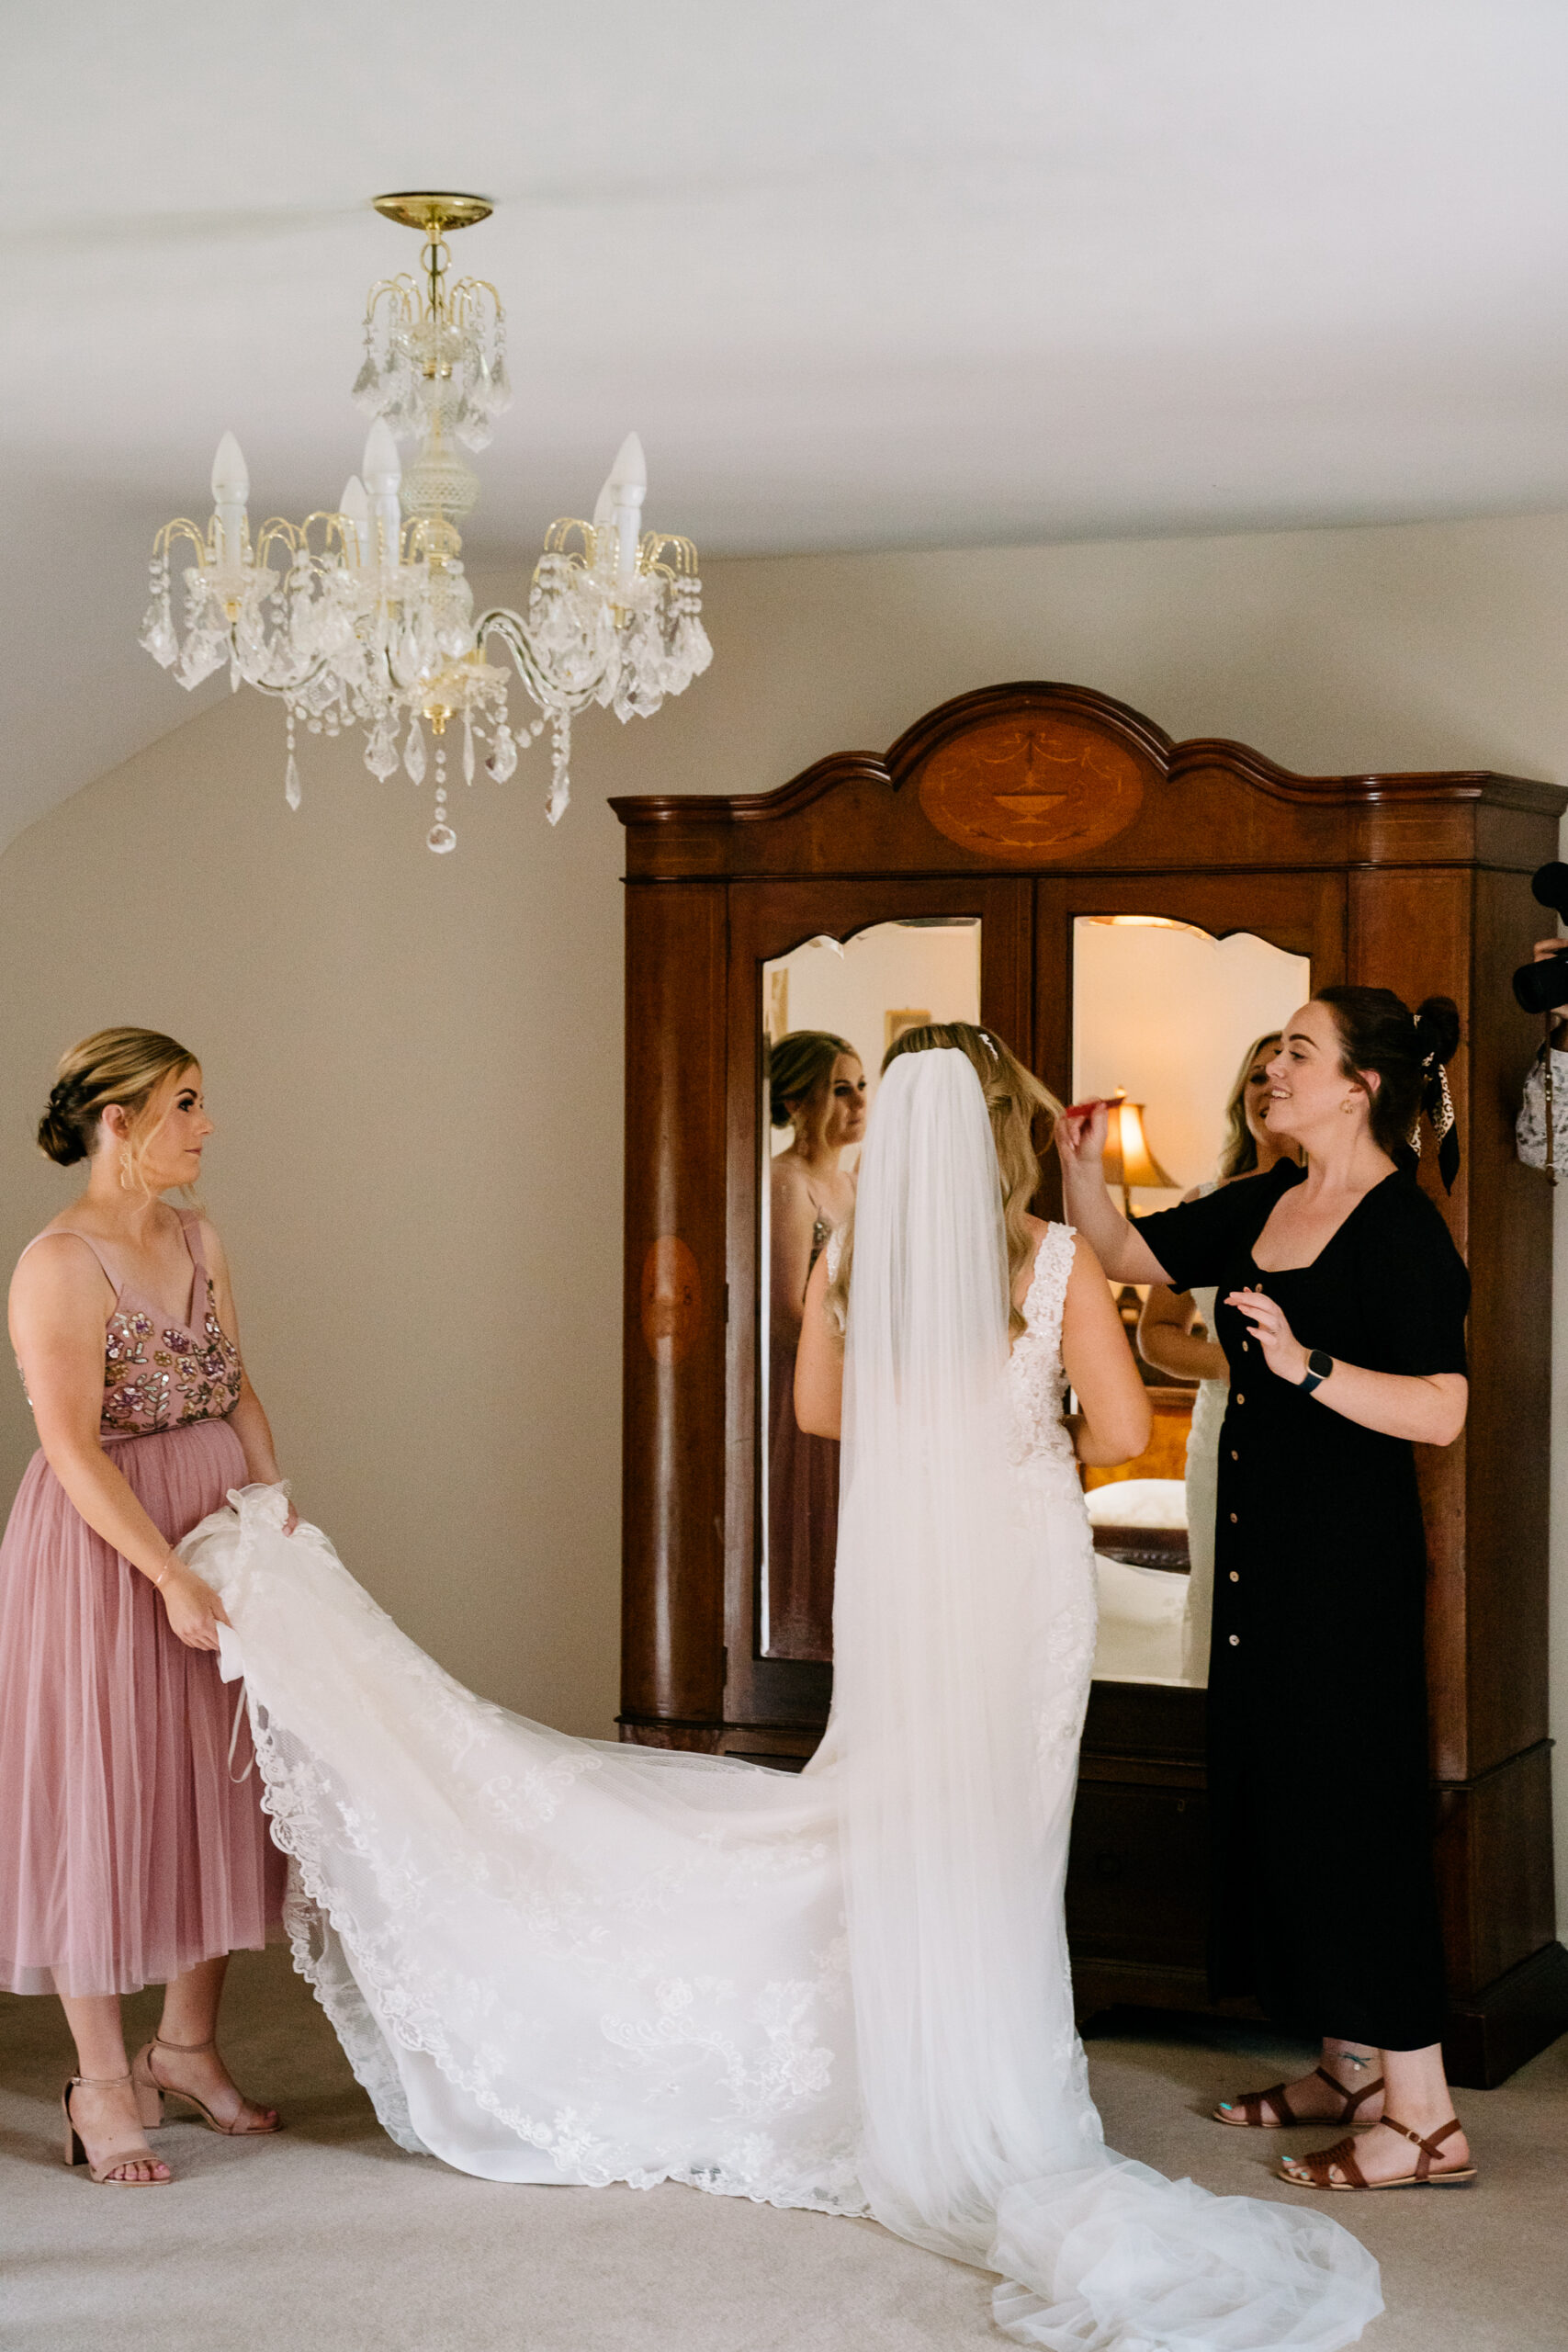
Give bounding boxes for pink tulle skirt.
[0,1419,285,1998]
[766,1330,840,1662]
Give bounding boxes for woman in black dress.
[1060,986,1475,2193]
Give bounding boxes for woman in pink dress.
[2,1027,288,2184]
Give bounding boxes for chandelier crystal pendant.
[139,192,712,853]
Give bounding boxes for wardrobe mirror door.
[1071,916,1311,1690]
[759,918,982,1662]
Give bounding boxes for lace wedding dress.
[182,1054,1380,2350]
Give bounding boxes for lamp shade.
[1101,1095,1176,1193]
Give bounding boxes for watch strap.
[1300,1348,1333,1396]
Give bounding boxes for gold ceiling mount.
[371,191,494,236]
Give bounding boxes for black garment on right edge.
[1137,1163,1469,2052]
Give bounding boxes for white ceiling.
[4,0,1568,844]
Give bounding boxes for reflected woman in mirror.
[1138,1033,1299,1682]
[766,1031,866,1657]
[1060,989,1474,2193]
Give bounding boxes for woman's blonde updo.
[38,1027,198,1189]
[826,1021,1063,1341]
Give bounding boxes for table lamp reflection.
[1100,1093,1176,1218]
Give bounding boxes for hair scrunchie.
[1410,1011,1460,1192]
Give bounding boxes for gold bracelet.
[152,1558,172,1589]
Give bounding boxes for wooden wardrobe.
[613,680,1568,2086]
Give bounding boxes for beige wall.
[3,506,1567,1922]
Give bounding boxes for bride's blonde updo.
[825,1022,1062,1340]
[38,1026,199,1190]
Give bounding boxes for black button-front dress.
[1137,1161,1470,2052]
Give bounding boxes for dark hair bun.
[37,1080,90,1167]
[1414,995,1461,1067]
[1314,983,1463,1170]
[37,1106,87,1166]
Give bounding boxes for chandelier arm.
[253,518,308,567]
[450,276,503,313]
[637,531,700,579]
[299,510,361,557]
[364,277,418,325]
[153,518,216,561]
[542,517,602,562]
[226,650,341,702]
[475,608,612,717]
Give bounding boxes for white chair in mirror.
[1086,1478,1194,1685]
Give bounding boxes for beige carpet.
[3,1943,1564,2351]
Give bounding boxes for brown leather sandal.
[1213,2064,1384,2129]
[1280,2115,1476,2190]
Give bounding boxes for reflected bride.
[182,1031,1381,2350]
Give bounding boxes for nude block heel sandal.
[132,2034,281,2136]
[62,2074,172,2185]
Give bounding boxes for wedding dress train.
[182,1054,1381,2350]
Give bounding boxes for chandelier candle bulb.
[608,431,647,496]
[210,432,248,502]
[209,433,249,579]
[360,419,403,568]
[338,476,371,568]
[608,432,648,589]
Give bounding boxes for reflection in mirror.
[760,919,981,1660]
[1072,918,1311,1691]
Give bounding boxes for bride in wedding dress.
[181,1028,1382,2350]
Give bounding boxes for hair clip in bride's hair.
[976,1029,1000,1063]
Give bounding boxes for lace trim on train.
[240,1549,865,2211]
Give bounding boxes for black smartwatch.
[1299,1348,1333,1396]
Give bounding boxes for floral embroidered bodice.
[17,1211,243,1436]
[1003,1222,1078,1471]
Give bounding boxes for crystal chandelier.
[140,193,712,853]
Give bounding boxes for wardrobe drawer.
[1066,1782,1209,1968]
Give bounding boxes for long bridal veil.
[825,1050,1381,2347]
[827,1047,1091,2242]
[180,1048,1381,2349]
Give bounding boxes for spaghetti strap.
[14,1227,121,1297]
[175,1208,208,1284]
